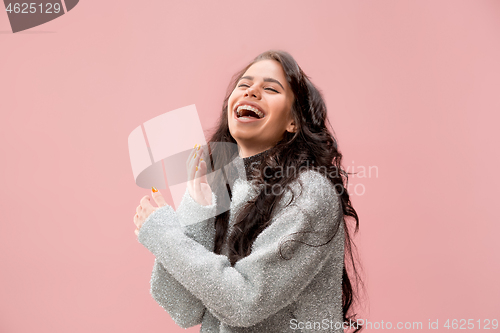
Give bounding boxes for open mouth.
[234,104,265,121]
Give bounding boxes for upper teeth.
[236,105,264,118]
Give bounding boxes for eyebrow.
[238,76,285,90]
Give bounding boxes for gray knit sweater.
[138,154,345,332]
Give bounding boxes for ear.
[286,121,297,133]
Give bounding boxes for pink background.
[1,1,499,332]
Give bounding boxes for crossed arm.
[139,170,343,328]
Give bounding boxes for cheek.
[227,92,237,112]
[272,101,291,120]
[228,88,239,102]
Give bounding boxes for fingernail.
[200,158,203,162]
[194,143,198,149]
[197,145,201,150]
[196,166,198,171]
[152,186,158,193]
[194,153,197,159]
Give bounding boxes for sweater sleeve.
[148,187,217,329]
[138,170,343,328]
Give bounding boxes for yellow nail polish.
[200,158,203,161]
[194,143,198,148]
[194,153,197,159]
[196,165,198,171]
[152,186,158,193]
[197,145,201,150]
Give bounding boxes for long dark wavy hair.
[204,50,364,331]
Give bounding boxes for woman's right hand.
[187,144,213,206]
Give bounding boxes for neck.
[237,146,272,182]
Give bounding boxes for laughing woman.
[134,50,363,332]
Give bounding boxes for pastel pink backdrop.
[1,1,499,332]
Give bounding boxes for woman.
[134,50,363,332]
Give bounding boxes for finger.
[189,144,202,183]
[187,144,201,181]
[193,168,202,204]
[135,228,139,237]
[199,159,209,185]
[140,195,153,209]
[186,144,198,168]
[151,189,168,207]
[136,205,142,214]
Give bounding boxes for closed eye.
[237,84,279,93]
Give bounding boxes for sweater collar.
[232,147,272,182]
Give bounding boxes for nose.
[244,85,260,99]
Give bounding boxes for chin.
[231,132,257,144]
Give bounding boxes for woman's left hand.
[134,189,168,236]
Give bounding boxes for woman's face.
[227,59,296,155]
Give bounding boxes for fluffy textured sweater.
[138,152,345,332]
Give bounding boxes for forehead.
[243,60,288,85]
